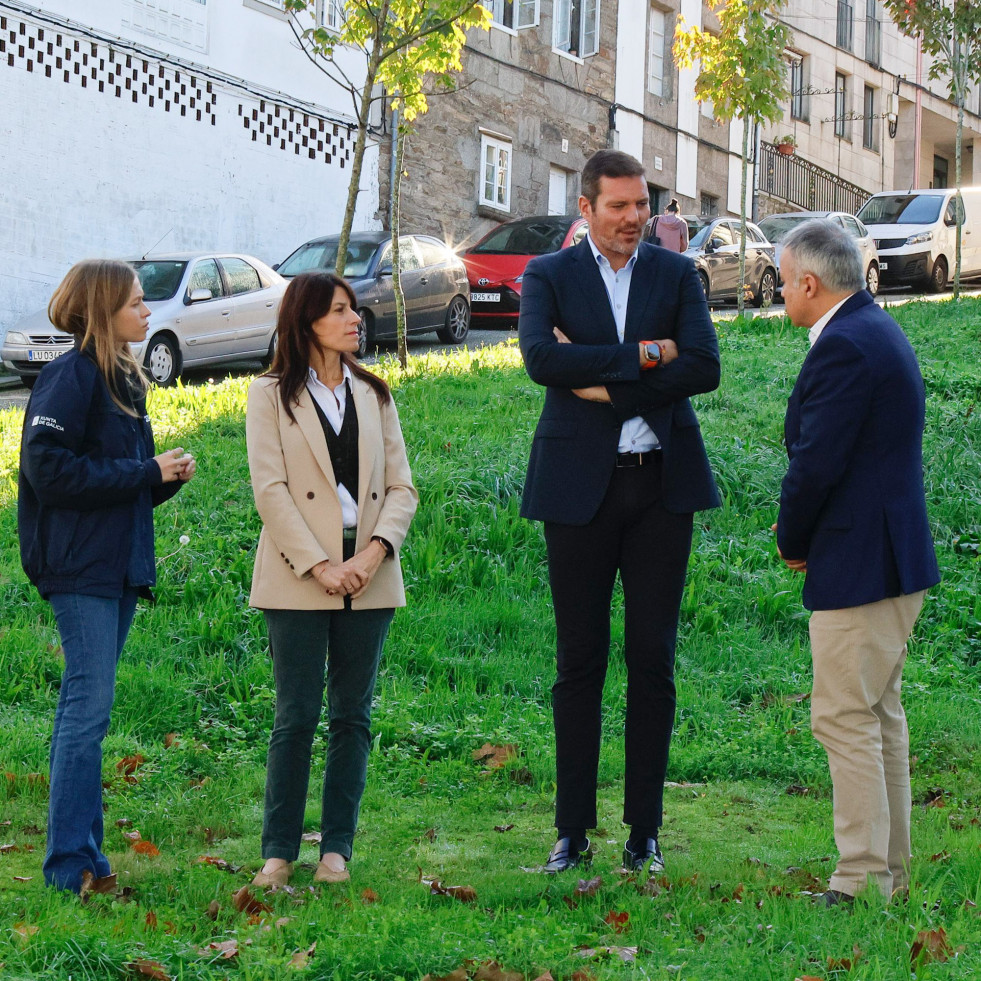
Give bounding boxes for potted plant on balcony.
[776,134,797,156]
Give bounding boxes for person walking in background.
[246,271,417,889]
[519,149,720,877]
[18,259,195,894]
[646,199,689,253]
[774,220,940,907]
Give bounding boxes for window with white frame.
[480,133,512,210]
[789,56,809,121]
[322,0,345,29]
[648,7,666,96]
[125,0,207,51]
[485,0,538,29]
[553,0,599,58]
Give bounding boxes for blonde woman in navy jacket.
[246,271,417,888]
[18,259,194,893]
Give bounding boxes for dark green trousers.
[261,605,394,861]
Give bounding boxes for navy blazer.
[518,239,721,524]
[778,290,940,611]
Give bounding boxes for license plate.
[470,291,501,303]
[879,261,888,270]
[27,348,68,362]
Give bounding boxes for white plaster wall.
[674,0,700,199]
[614,0,646,162]
[0,1,377,337]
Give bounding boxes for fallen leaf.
[361,888,379,904]
[79,870,117,898]
[12,876,32,882]
[20,824,43,835]
[0,844,19,854]
[145,910,158,931]
[911,927,953,965]
[125,959,171,980]
[163,733,180,749]
[473,960,524,981]
[115,818,133,828]
[508,767,534,786]
[574,875,603,897]
[785,785,810,796]
[929,850,951,862]
[471,743,518,769]
[494,824,516,833]
[197,855,238,873]
[569,972,596,981]
[198,939,240,960]
[116,754,146,776]
[300,831,322,843]
[576,946,637,963]
[422,876,477,903]
[827,945,863,971]
[289,942,317,969]
[422,828,439,842]
[131,839,161,857]
[12,922,39,940]
[531,973,555,981]
[205,900,221,920]
[604,909,629,933]
[121,830,142,842]
[232,884,272,915]
[420,970,469,981]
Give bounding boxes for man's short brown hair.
[581,149,646,206]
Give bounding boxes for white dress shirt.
[585,234,659,452]
[306,362,358,528]
[808,294,853,348]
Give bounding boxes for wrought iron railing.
[758,142,872,215]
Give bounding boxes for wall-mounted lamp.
[887,76,903,139]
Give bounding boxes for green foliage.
[0,305,980,978]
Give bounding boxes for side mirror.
[186,288,213,304]
[378,264,393,277]
[271,262,280,271]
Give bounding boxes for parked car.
[1,252,285,387]
[459,215,589,327]
[757,211,880,296]
[276,231,470,356]
[685,218,778,306]
[856,187,981,292]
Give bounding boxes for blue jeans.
[261,606,393,862]
[44,589,139,892]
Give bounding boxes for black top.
[311,381,360,504]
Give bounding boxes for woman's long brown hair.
[268,271,391,422]
[47,259,148,415]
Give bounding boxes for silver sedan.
[1,252,285,387]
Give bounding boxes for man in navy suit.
[775,219,939,906]
[519,149,720,875]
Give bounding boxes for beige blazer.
[246,373,418,610]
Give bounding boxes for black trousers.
[544,459,693,832]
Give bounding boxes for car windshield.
[757,216,809,243]
[278,241,378,278]
[470,220,570,255]
[688,223,716,249]
[857,195,943,225]
[133,261,187,301]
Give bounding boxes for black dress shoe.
[622,837,664,875]
[543,837,591,874]
[820,889,855,907]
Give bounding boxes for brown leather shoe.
[252,861,293,888]
[314,852,350,884]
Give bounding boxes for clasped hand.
[312,540,386,598]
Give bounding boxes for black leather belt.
[342,527,358,540]
[615,450,661,468]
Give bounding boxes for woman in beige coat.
[246,271,417,888]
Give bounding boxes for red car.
[460,215,588,327]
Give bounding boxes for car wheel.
[436,295,470,344]
[143,334,181,386]
[925,256,948,293]
[754,268,777,308]
[865,261,879,297]
[260,334,277,369]
[356,308,376,359]
[698,271,710,300]
[20,375,37,390]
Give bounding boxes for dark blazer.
[518,239,720,524]
[777,290,940,611]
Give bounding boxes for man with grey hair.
[775,219,939,907]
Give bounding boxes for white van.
[855,187,981,292]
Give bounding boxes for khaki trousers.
[809,590,925,897]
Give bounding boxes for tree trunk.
[737,119,750,317]
[392,122,409,369]
[953,39,965,299]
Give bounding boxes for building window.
[648,7,666,96]
[835,72,849,139]
[865,0,881,65]
[322,0,345,29]
[863,85,878,150]
[124,0,208,51]
[485,0,538,29]
[789,57,808,121]
[700,193,719,217]
[480,133,512,210]
[553,0,599,58]
[836,0,853,50]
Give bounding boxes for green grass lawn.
[0,300,979,980]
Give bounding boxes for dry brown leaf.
[531,973,556,981]
[929,850,951,862]
[145,910,158,931]
[420,970,469,981]
[12,876,32,882]
[471,742,518,769]
[422,876,477,903]
[232,884,273,915]
[116,754,146,775]
[115,818,133,828]
[197,855,238,873]
[79,870,117,899]
[121,830,142,842]
[0,843,19,854]
[289,942,317,969]
[569,970,597,981]
[131,839,161,857]
[163,733,180,749]
[574,875,603,897]
[494,824,515,833]
[576,946,637,963]
[911,927,953,965]
[125,959,171,980]
[361,888,379,904]
[301,831,322,843]
[826,945,863,971]
[12,922,39,940]
[198,939,240,960]
[785,785,810,796]
[205,899,221,920]
[604,909,629,933]
[473,960,525,981]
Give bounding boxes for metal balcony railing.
[758,142,872,215]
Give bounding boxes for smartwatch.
[641,341,661,369]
